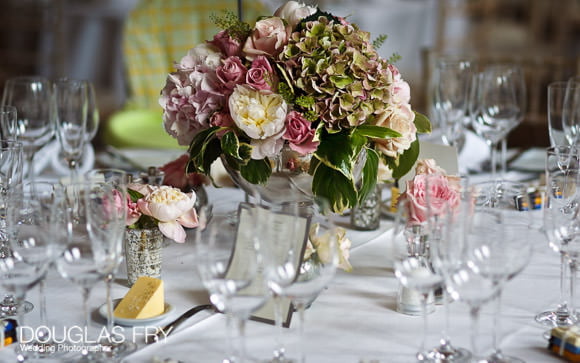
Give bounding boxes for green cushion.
[103,109,183,149]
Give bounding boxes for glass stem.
[418,292,430,360]
[106,273,114,336]
[82,286,92,333]
[489,142,498,180]
[441,286,451,346]
[234,315,247,363]
[295,301,307,363]
[559,252,570,314]
[569,258,577,320]
[39,279,47,326]
[273,294,286,359]
[469,305,481,360]
[25,152,35,183]
[14,291,27,360]
[492,289,503,354]
[501,138,507,177]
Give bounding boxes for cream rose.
[308,223,352,272]
[274,1,318,28]
[415,158,446,175]
[373,104,417,158]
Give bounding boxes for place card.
[225,203,310,327]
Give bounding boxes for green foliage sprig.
[210,10,252,42]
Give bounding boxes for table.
[0,185,564,362]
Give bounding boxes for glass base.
[0,299,33,317]
[535,308,578,327]
[482,351,524,363]
[425,343,471,362]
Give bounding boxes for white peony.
[228,85,287,158]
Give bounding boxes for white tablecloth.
[0,186,563,362]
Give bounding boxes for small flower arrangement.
[159,154,210,192]
[159,1,430,213]
[126,184,199,243]
[401,159,461,224]
[304,223,352,271]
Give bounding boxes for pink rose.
[208,30,242,57]
[216,56,247,94]
[404,174,459,224]
[160,154,209,192]
[210,111,234,129]
[246,56,278,92]
[283,111,319,155]
[243,17,289,60]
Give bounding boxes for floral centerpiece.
[305,223,352,271]
[126,184,199,243]
[159,1,430,213]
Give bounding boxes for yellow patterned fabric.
[105,0,267,148]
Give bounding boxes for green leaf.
[357,148,379,204]
[355,125,401,139]
[414,111,432,134]
[315,129,366,178]
[312,162,357,213]
[188,126,220,174]
[200,138,222,175]
[392,137,420,179]
[240,158,272,184]
[220,131,240,159]
[127,189,144,203]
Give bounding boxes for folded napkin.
[31,140,95,177]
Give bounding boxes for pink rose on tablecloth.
[283,111,319,155]
[404,174,460,224]
[208,30,242,57]
[216,56,247,94]
[243,17,289,60]
[274,1,317,28]
[246,56,278,92]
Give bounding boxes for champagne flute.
[1,76,55,182]
[562,80,580,146]
[194,201,268,363]
[0,105,17,140]
[548,81,580,147]
[470,65,526,179]
[433,57,474,149]
[54,79,88,181]
[55,180,122,361]
[85,168,136,359]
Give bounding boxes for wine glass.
[84,81,100,143]
[433,57,474,149]
[1,184,61,361]
[194,201,268,363]
[276,197,339,363]
[54,79,89,181]
[536,154,580,329]
[54,180,123,361]
[1,76,55,182]
[470,65,526,180]
[472,180,533,363]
